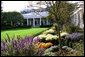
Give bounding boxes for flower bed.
[1,36,45,56]
[1,28,84,56]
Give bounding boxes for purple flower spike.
[12,40,18,48]
[24,37,33,45]
[65,33,82,41]
[1,41,5,51]
[28,37,33,45]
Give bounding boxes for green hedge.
[1,26,32,30]
[39,25,52,28]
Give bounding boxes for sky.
[1,1,80,12]
[2,1,29,12]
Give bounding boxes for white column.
[80,12,84,28]
[27,19,28,26]
[74,15,75,25]
[40,17,41,26]
[33,18,35,27]
[21,23,23,26]
[46,19,48,25]
[30,19,31,25]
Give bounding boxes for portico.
[22,11,51,27]
[26,18,49,27]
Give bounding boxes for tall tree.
[47,1,75,52]
[36,1,75,52]
[27,1,75,53]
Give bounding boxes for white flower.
[61,32,69,36]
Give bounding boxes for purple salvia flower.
[12,40,18,49]
[66,33,82,41]
[1,41,5,51]
[38,48,45,56]
[28,37,33,45]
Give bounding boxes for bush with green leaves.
[42,45,58,56]
[45,46,59,52]
[63,24,81,33]
[43,45,79,56]
[38,31,68,41]
[1,12,24,29]
[42,52,56,56]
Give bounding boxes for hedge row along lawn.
[1,28,48,41]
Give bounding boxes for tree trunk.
[54,23,61,54]
[58,25,61,53]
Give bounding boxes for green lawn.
[1,28,48,41]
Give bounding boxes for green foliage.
[40,25,52,28]
[43,46,58,56]
[72,40,84,56]
[45,46,59,52]
[42,45,80,56]
[43,52,56,56]
[63,24,81,33]
[1,12,24,29]
[47,1,75,25]
[46,1,75,49]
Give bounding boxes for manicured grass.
[1,28,48,41]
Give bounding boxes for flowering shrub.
[38,34,46,40]
[1,36,45,56]
[65,33,83,47]
[33,37,41,43]
[39,30,68,41]
[1,41,5,51]
[60,32,69,37]
[37,42,53,49]
[51,26,56,30]
[43,29,56,35]
[46,34,59,41]
[43,45,79,56]
[38,34,59,41]
[65,33,82,41]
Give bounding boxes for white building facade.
[21,5,53,27]
[70,1,84,28]
[21,1,84,28]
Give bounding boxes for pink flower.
[33,37,40,43]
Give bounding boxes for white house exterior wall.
[22,1,84,27]
[70,1,84,28]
